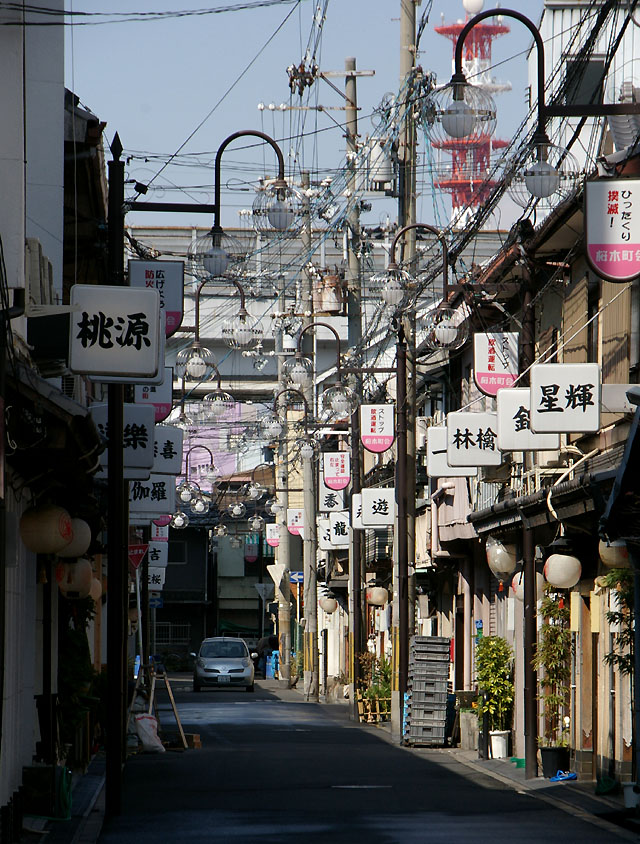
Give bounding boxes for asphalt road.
[97,678,626,843]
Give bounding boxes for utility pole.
[345,56,364,716]
[300,171,319,701]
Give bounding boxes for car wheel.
[246,683,255,693]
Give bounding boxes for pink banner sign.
[266,523,280,548]
[360,404,395,453]
[473,332,519,398]
[286,509,304,536]
[323,452,350,490]
[128,260,184,336]
[586,179,640,282]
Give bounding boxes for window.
[168,540,187,565]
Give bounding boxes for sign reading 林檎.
[446,412,502,467]
[586,178,640,283]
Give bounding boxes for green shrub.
[475,635,514,732]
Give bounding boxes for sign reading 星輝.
[323,452,351,490]
[530,363,601,433]
[69,285,160,378]
[128,260,184,336]
[473,332,519,397]
[360,404,395,453]
[586,179,640,283]
[426,427,477,478]
[497,388,561,451]
[361,488,396,527]
[446,412,502,467]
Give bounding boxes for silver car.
[191,637,257,692]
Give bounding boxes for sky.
[64,0,544,231]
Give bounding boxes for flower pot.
[540,746,570,778]
[623,782,640,809]
[489,730,510,759]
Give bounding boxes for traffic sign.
[149,592,163,609]
[290,571,303,583]
[128,544,148,569]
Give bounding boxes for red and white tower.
[433,0,511,224]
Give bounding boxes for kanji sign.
[426,427,477,478]
[329,511,351,547]
[317,518,333,550]
[128,260,184,336]
[361,488,396,526]
[351,493,363,530]
[135,368,173,422]
[151,522,169,543]
[266,523,280,548]
[151,424,183,476]
[497,388,561,451]
[147,540,168,568]
[129,475,175,514]
[148,567,166,590]
[360,404,395,453]
[473,332,519,397]
[530,363,601,433]
[91,403,156,475]
[317,486,345,513]
[128,544,148,569]
[92,312,166,386]
[69,284,160,378]
[586,178,640,283]
[323,452,350,490]
[286,508,304,536]
[446,412,502,467]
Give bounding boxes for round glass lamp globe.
[185,354,207,380]
[170,511,189,529]
[214,524,228,537]
[190,496,210,515]
[202,246,229,277]
[441,99,477,139]
[284,356,313,387]
[260,413,284,438]
[249,516,265,532]
[228,502,247,519]
[299,441,316,460]
[524,160,560,199]
[267,199,295,231]
[202,390,234,421]
[543,553,581,589]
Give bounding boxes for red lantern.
[20,505,73,554]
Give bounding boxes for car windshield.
[200,641,247,659]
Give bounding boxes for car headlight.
[242,658,250,668]
[197,658,205,668]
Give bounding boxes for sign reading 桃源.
[69,284,160,378]
[473,332,519,397]
[360,404,395,453]
[323,452,351,490]
[586,178,640,283]
[446,412,502,467]
[530,363,601,434]
[496,388,561,451]
[128,260,184,336]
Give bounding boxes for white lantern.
[20,504,74,554]
[511,571,546,602]
[366,586,388,606]
[599,539,630,569]
[55,558,93,599]
[544,553,582,589]
[319,596,338,614]
[89,577,103,602]
[486,538,517,577]
[57,518,92,558]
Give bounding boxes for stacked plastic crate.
[403,636,450,746]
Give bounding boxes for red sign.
[128,544,149,569]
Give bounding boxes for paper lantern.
[20,505,73,554]
[366,586,388,606]
[319,596,338,614]
[511,571,546,602]
[89,577,103,602]
[599,539,630,569]
[544,553,582,589]
[55,558,93,599]
[486,538,517,577]
[57,518,92,558]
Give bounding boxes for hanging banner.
[473,332,519,397]
[317,485,345,513]
[323,452,351,490]
[360,404,395,453]
[328,511,350,548]
[361,488,396,527]
[128,260,184,336]
[530,363,601,433]
[497,388,561,451]
[286,508,304,536]
[266,523,280,548]
[585,178,640,282]
[426,427,477,478]
[152,424,183,476]
[446,412,502,467]
[129,475,175,515]
[91,403,156,477]
[135,368,173,422]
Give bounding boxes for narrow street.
[95,679,629,844]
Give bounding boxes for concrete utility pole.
[300,171,319,701]
[345,56,364,715]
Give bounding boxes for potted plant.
[356,653,392,723]
[475,635,514,758]
[533,588,572,777]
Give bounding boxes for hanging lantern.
[486,537,517,577]
[57,518,92,559]
[89,577,103,602]
[20,504,73,554]
[544,553,582,589]
[365,586,388,606]
[598,539,630,569]
[319,596,338,614]
[55,558,93,599]
[511,571,546,602]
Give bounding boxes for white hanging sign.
[446,412,502,466]
[473,332,519,397]
[90,312,166,386]
[329,511,351,547]
[151,522,169,543]
[360,404,395,453]
[317,486,345,513]
[266,523,280,548]
[323,452,351,490]
[135,368,173,422]
[69,284,160,377]
[426,427,477,478]
[128,260,184,336]
[497,388,561,451]
[129,475,175,514]
[90,403,156,474]
[530,363,601,433]
[351,493,364,530]
[317,518,333,550]
[585,178,640,283]
[151,425,183,476]
[148,566,166,590]
[361,488,396,527]
[147,541,168,568]
[286,508,304,536]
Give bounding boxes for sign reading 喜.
[586,178,640,283]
